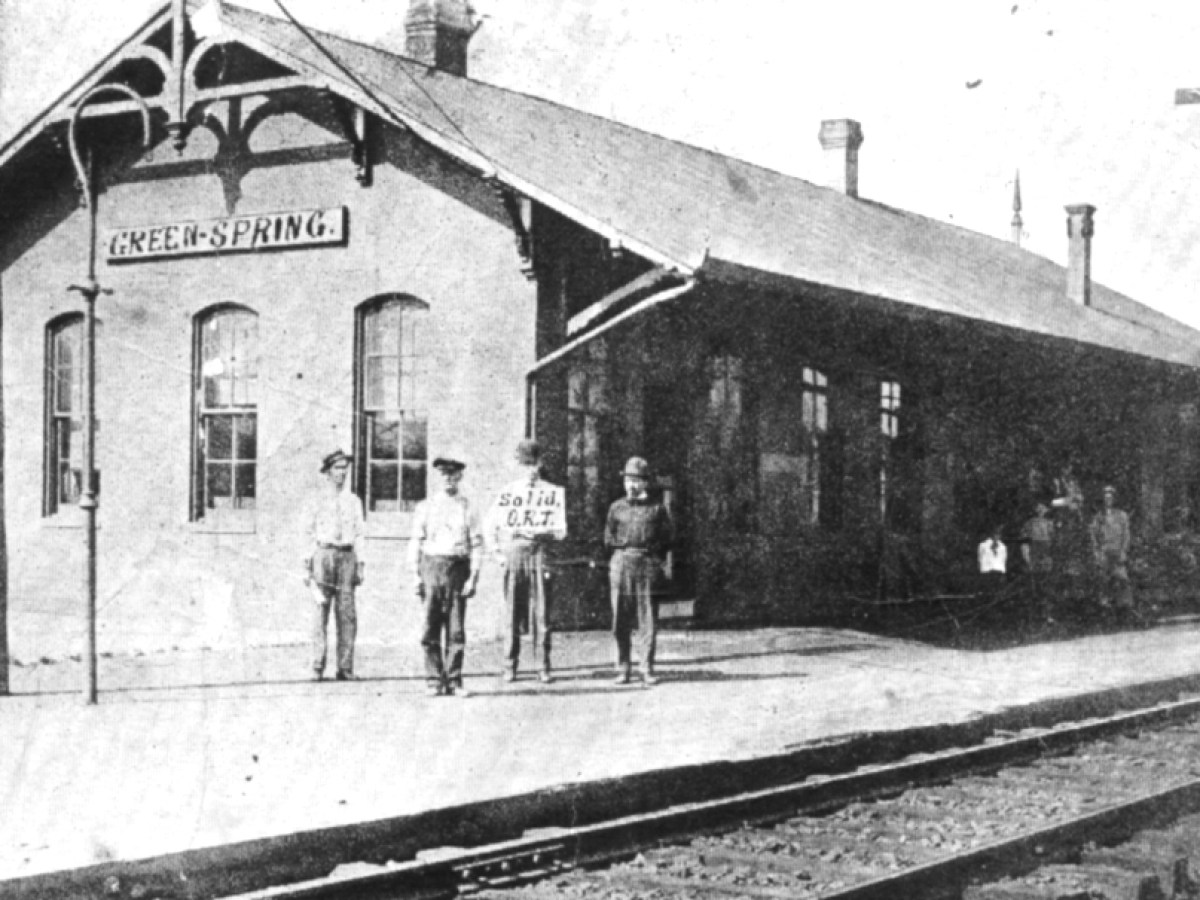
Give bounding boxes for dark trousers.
[1096,550,1134,609]
[610,550,657,673]
[504,542,551,673]
[420,556,469,689]
[311,548,357,676]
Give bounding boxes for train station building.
[3,0,1200,658]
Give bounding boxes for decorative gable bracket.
[54,4,328,157]
[491,182,536,280]
[330,99,373,187]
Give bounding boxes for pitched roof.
[4,1,1200,370]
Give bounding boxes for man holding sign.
[490,440,566,684]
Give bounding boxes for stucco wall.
[0,105,536,662]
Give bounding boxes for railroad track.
[228,697,1200,900]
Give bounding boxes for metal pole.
[66,85,151,705]
[81,152,99,705]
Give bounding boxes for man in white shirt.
[977,526,1007,598]
[490,440,566,684]
[302,449,365,681]
[408,455,484,697]
[977,529,1007,574]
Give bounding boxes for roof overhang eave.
[698,256,1200,373]
[225,22,699,277]
[0,4,175,170]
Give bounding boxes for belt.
[423,554,470,561]
[615,547,653,555]
[318,543,354,551]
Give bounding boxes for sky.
[3,0,1200,325]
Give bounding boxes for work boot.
[613,668,631,686]
[502,667,517,683]
[640,670,658,687]
[538,670,554,684]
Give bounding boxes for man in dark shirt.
[604,456,674,686]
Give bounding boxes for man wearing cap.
[490,440,567,684]
[605,457,674,686]
[1091,484,1134,613]
[408,455,484,697]
[302,449,365,681]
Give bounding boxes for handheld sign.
[491,481,566,538]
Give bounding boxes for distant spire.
[1011,170,1023,247]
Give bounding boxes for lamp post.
[66,84,151,705]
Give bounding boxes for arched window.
[354,295,429,513]
[192,305,259,518]
[44,314,94,514]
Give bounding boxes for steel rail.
[810,779,1200,900]
[221,695,1200,900]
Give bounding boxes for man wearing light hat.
[302,449,365,681]
[490,439,566,684]
[604,456,674,686]
[408,453,484,697]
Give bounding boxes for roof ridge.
[241,5,1182,329]
[224,4,835,193]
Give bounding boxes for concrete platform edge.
[9,671,1200,900]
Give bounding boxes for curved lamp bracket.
[68,83,153,209]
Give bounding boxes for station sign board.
[104,206,348,264]
[490,483,567,537]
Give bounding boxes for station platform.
[5,614,1200,896]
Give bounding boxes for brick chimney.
[1065,203,1096,306]
[818,119,864,198]
[405,0,476,76]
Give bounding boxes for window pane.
[567,412,585,462]
[370,462,399,511]
[568,371,587,411]
[55,327,76,370]
[588,376,607,413]
[400,356,422,409]
[207,464,231,505]
[58,463,81,504]
[235,370,258,407]
[56,366,76,415]
[365,356,385,410]
[234,464,256,507]
[204,375,231,409]
[371,416,400,461]
[365,308,385,354]
[583,417,599,461]
[234,415,257,461]
[401,463,426,504]
[380,357,400,409]
[400,307,419,356]
[374,304,400,354]
[58,419,82,465]
[401,416,427,461]
[207,416,232,460]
